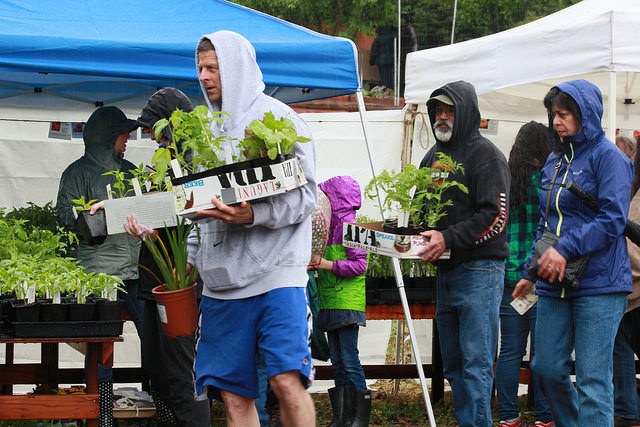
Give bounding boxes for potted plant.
[364,153,468,235]
[142,216,199,337]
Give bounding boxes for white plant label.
[53,291,61,304]
[157,303,168,324]
[26,284,36,304]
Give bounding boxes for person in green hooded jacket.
[316,175,370,427]
[56,106,142,427]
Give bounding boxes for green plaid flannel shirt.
[505,170,542,287]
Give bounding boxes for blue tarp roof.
[0,0,361,105]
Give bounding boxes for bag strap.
[543,158,563,228]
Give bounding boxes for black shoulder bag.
[527,158,590,290]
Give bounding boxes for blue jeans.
[533,293,626,427]
[496,287,552,423]
[435,259,504,427]
[613,309,640,420]
[327,325,367,391]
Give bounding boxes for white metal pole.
[397,0,401,105]
[356,90,438,426]
[450,0,458,44]
[392,257,437,427]
[608,71,617,141]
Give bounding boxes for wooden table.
[315,303,445,402]
[0,336,123,426]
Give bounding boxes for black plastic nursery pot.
[39,301,68,322]
[365,276,436,305]
[66,301,97,321]
[76,209,107,245]
[381,219,425,236]
[8,300,39,322]
[96,299,124,321]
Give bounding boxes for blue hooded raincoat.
[523,79,633,298]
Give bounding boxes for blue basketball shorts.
[195,286,312,400]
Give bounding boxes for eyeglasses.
[435,105,455,115]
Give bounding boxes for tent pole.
[608,71,617,141]
[355,91,438,427]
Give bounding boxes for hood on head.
[427,80,480,144]
[196,30,265,134]
[318,176,361,235]
[84,106,136,149]
[136,87,194,130]
[551,79,604,145]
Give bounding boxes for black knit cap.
[136,87,194,130]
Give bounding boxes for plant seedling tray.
[173,154,307,220]
[343,222,451,259]
[8,320,124,338]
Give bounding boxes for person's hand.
[196,197,254,224]
[512,279,534,299]
[124,213,157,240]
[311,258,333,271]
[89,201,105,215]
[536,246,566,283]
[418,230,446,263]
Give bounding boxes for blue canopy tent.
[0,0,360,105]
[0,2,436,421]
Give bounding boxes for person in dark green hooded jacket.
[56,106,143,426]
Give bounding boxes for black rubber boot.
[346,389,372,427]
[98,380,113,427]
[327,386,349,427]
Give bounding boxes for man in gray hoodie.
[187,31,317,426]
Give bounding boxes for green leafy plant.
[140,216,198,291]
[152,105,231,181]
[365,153,468,230]
[239,111,311,160]
[102,169,132,199]
[71,196,97,212]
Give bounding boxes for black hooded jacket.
[419,81,510,268]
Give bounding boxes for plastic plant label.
[53,291,61,304]
[157,303,168,324]
[26,283,36,304]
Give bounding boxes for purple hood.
[318,176,361,245]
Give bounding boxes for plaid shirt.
[505,170,542,286]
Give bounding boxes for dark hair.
[196,37,215,54]
[508,121,551,213]
[543,87,582,148]
[633,138,640,196]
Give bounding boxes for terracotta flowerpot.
[152,283,197,337]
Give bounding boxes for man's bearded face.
[434,119,453,142]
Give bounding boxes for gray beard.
[434,121,453,142]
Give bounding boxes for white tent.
[404,0,640,152]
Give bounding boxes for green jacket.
[56,107,140,280]
[318,244,366,312]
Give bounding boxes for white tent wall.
[404,0,640,148]
[0,100,411,219]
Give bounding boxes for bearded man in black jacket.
[418,81,510,427]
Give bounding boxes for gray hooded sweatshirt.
[56,106,140,280]
[187,30,317,300]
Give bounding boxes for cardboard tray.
[342,221,451,259]
[8,320,124,338]
[173,154,307,220]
